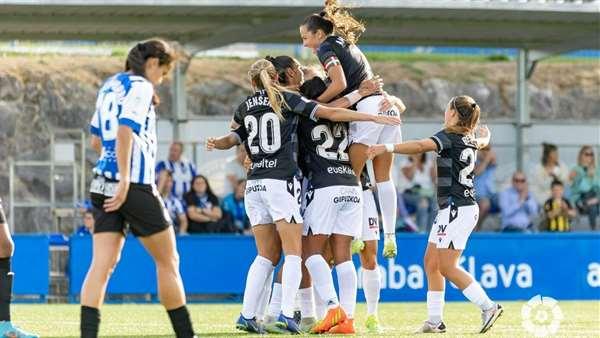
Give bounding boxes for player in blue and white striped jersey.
[89,71,158,185]
[82,40,197,338]
[155,142,197,200]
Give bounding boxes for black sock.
[80,305,100,338]
[167,306,195,338]
[0,257,12,322]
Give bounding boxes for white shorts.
[428,204,479,250]
[349,95,403,145]
[359,189,380,241]
[303,185,362,238]
[245,178,303,226]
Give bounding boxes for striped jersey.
[89,72,157,185]
[163,194,185,228]
[430,130,478,208]
[155,160,197,199]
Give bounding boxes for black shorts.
[91,183,171,237]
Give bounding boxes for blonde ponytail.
[248,59,291,120]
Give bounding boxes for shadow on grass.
[47,334,256,338]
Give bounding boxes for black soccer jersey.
[316,36,373,97]
[430,130,479,208]
[297,118,358,189]
[233,90,318,180]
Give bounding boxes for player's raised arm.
[206,132,242,151]
[313,106,400,125]
[366,139,438,160]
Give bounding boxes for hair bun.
[471,103,477,109]
[265,55,274,62]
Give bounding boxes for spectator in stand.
[542,180,576,232]
[221,179,251,234]
[570,146,599,230]
[156,141,197,199]
[499,171,539,232]
[184,175,231,233]
[75,209,94,236]
[157,170,189,234]
[531,143,570,205]
[473,145,498,231]
[399,153,436,231]
[224,145,248,195]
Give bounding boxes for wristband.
[385,144,395,153]
[343,90,362,105]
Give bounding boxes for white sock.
[462,282,494,311]
[281,255,302,318]
[377,180,397,234]
[268,282,282,317]
[305,255,339,309]
[241,255,274,319]
[362,267,381,316]
[256,269,274,321]
[427,290,445,324]
[314,287,327,319]
[336,260,357,319]
[298,287,316,319]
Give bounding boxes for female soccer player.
[266,55,405,333]
[0,200,38,337]
[206,58,399,334]
[300,0,403,259]
[82,40,196,338]
[367,95,503,334]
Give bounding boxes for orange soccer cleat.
[328,318,355,334]
[310,306,347,334]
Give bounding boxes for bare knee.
[359,243,378,270]
[360,253,377,270]
[437,259,454,277]
[155,251,181,274]
[424,250,439,276]
[91,252,121,280]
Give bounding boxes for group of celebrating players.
[0,1,503,337]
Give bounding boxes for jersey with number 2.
[430,130,478,208]
[233,90,318,181]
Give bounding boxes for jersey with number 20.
[233,90,319,181]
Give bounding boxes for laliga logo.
[521,295,563,337]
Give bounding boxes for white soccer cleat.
[415,320,447,333]
[480,303,503,333]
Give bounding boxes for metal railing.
[8,129,87,233]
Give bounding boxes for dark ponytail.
[265,55,299,86]
[125,39,176,105]
[301,0,365,45]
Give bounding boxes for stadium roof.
[0,0,598,55]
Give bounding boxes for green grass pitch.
[11,301,599,337]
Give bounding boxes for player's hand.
[475,125,491,141]
[243,155,252,171]
[382,233,397,258]
[351,239,365,254]
[366,144,387,160]
[104,180,130,212]
[206,137,217,151]
[372,115,401,126]
[358,75,383,96]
